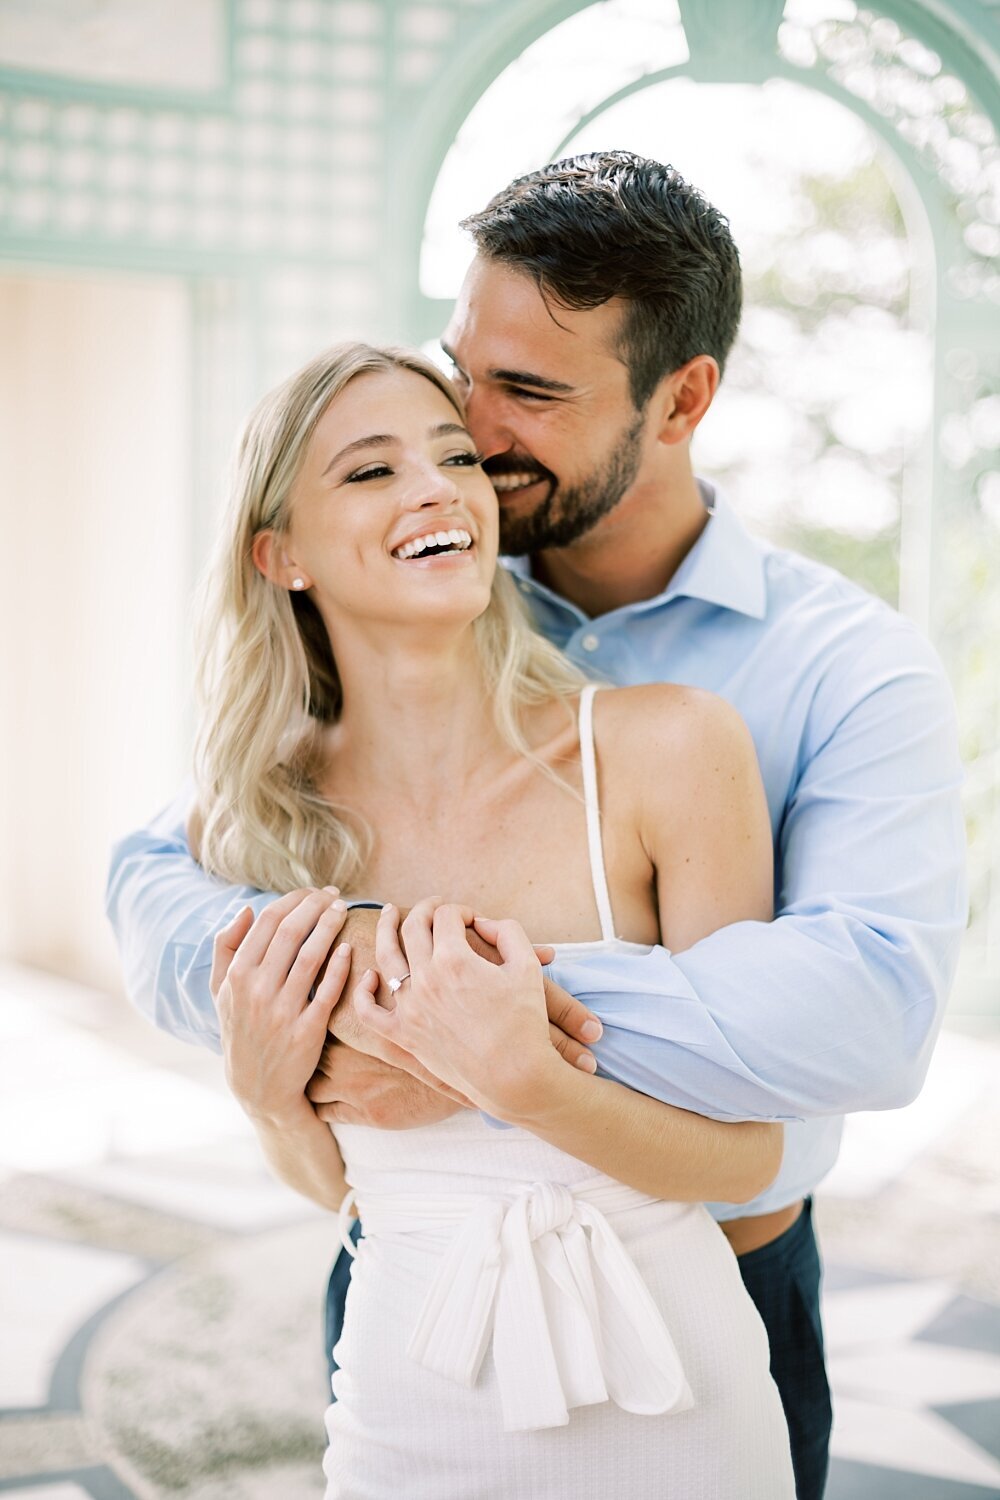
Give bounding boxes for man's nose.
[463,385,512,461]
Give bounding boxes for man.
[107,152,966,1500]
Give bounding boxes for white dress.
[323,687,795,1499]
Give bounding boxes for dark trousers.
[325,1202,831,1500]
[735,1198,832,1500]
[325,1216,361,1390]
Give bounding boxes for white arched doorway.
[401,0,1000,1011]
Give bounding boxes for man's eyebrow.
[490,367,575,394]
[322,422,470,477]
[439,341,574,395]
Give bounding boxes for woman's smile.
[390,525,476,567]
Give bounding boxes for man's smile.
[490,473,547,495]
[484,459,555,507]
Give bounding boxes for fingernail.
[336,942,351,956]
[332,898,347,912]
[575,1052,597,1073]
[324,885,340,895]
[381,903,394,913]
[580,1020,603,1041]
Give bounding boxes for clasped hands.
[211,888,603,1132]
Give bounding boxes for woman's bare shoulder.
[594,685,771,926]
[594,682,755,775]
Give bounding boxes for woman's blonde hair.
[194,341,586,894]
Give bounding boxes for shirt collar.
[505,480,768,622]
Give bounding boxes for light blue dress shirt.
[106,483,967,1220]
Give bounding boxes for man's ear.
[652,355,720,447]
[251,529,310,591]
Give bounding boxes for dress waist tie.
[337,1177,694,1433]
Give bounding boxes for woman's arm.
[355,906,781,1203]
[354,689,781,1204]
[520,688,780,1199]
[212,892,355,1210]
[502,1069,781,1205]
[512,684,779,1198]
[247,1097,349,1212]
[630,684,774,952]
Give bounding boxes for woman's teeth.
[392,528,473,561]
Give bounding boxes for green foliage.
[777,522,900,604]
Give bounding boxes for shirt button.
[581,633,600,652]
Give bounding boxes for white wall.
[0,270,192,990]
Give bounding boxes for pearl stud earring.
[292,578,305,590]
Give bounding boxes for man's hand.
[307,1040,466,1129]
[330,906,603,1075]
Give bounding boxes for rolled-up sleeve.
[105,785,277,1052]
[550,624,967,1122]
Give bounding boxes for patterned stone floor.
[1,959,998,1498]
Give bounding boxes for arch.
[405,0,1000,1005]
[404,2,999,335]
[541,57,946,630]
[389,0,613,338]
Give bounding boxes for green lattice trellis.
[1,0,997,1000]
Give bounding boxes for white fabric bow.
[400,1179,694,1432]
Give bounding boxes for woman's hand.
[352,901,562,1118]
[213,887,353,1128]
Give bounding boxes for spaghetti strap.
[578,685,617,943]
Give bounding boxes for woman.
[193,342,795,1497]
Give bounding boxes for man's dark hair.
[460,150,742,410]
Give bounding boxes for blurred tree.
[704,149,919,609]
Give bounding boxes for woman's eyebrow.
[323,434,394,476]
[322,423,472,476]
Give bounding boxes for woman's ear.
[653,355,720,447]
[252,530,311,591]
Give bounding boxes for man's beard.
[491,411,646,557]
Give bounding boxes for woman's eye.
[444,450,485,467]
[345,463,392,483]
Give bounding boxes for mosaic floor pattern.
[1,961,998,1498]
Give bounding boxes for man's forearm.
[549,906,962,1123]
[327,906,383,1044]
[106,793,278,1052]
[330,904,504,1043]
[550,631,966,1124]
